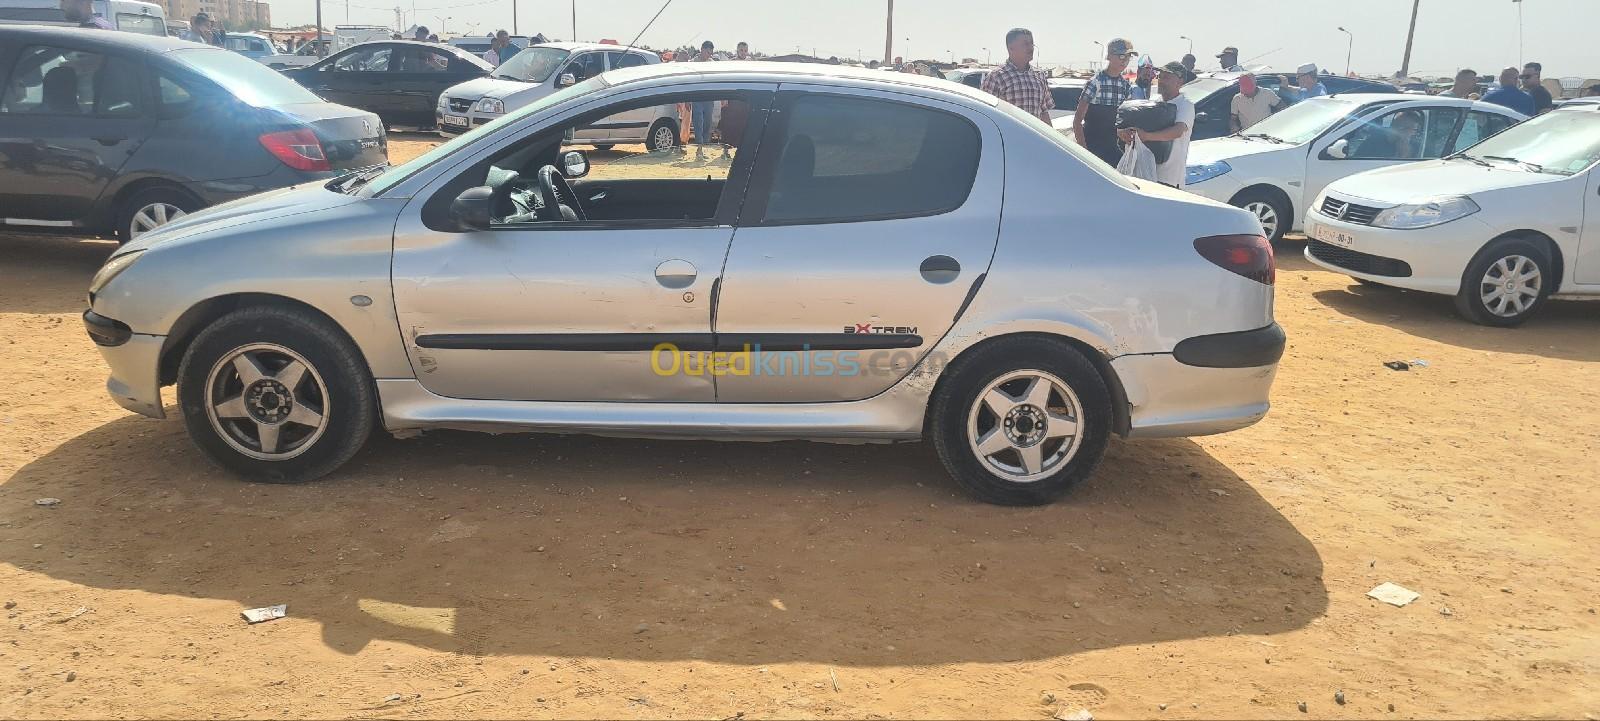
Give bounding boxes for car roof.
[0,24,199,54]
[598,60,1001,108]
[1322,93,1528,115]
[531,41,655,55]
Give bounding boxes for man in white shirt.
[1230,73,1281,132]
[1119,61,1195,188]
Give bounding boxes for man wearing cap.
[1218,47,1243,72]
[981,28,1054,123]
[1075,38,1136,166]
[1118,62,1196,188]
[1281,63,1329,102]
[1230,72,1281,132]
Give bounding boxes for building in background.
[158,0,267,30]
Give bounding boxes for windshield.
[1243,97,1363,145]
[490,46,569,82]
[167,48,321,106]
[115,13,164,35]
[364,76,605,196]
[1464,109,1600,175]
[1179,78,1231,104]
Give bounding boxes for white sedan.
[1304,100,1600,326]
[1185,95,1526,241]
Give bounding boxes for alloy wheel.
[651,125,676,151]
[129,202,186,240]
[1244,200,1279,240]
[966,369,1084,483]
[1478,254,1542,318]
[205,343,330,461]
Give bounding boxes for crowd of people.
[976,26,1584,188]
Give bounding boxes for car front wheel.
[1231,189,1291,243]
[929,337,1111,505]
[1453,237,1551,327]
[177,306,375,483]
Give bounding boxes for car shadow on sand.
[3,416,1327,665]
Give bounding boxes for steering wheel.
[535,165,587,222]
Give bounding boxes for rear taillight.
[259,129,330,171]
[1194,234,1275,285]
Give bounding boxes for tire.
[592,144,616,151]
[646,118,679,152]
[177,305,375,484]
[117,186,201,243]
[928,337,1112,506]
[1231,188,1291,243]
[1453,236,1551,327]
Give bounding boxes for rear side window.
[759,94,980,224]
[612,52,648,70]
[0,45,142,117]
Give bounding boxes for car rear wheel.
[929,337,1111,506]
[1454,237,1551,327]
[647,118,679,151]
[177,306,375,484]
[118,186,199,243]
[1231,189,1290,243]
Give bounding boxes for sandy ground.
[1,136,1598,719]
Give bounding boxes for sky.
[272,0,1600,79]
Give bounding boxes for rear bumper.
[1113,326,1282,438]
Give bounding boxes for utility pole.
[1515,0,1523,66]
[512,0,516,35]
[1399,0,1420,78]
[571,0,576,41]
[883,0,893,64]
[314,0,323,55]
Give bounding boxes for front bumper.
[85,309,166,419]
[1302,209,1491,295]
[1113,324,1283,438]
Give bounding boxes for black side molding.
[83,309,131,347]
[1172,323,1286,369]
[412,333,924,353]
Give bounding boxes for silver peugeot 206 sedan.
[84,62,1285,505]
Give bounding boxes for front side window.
[1342,107,1461,160]
[564,52,605,82]
[332,47,391,72]
[759,94,980,224]
[0,45,140,117]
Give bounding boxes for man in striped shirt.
[981,28,1054,123]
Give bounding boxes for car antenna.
[625,0,675,53]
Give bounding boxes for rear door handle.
[919,255,961,284]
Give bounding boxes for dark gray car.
[0,26,386,242]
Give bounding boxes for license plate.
[1314,224,1356,247]
[441,114,469,128]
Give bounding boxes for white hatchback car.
[437,42,680,151]
[1304,100,1600,326]
[1186,95,1526,241]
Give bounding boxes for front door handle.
[93,136,125,146]
[654,258,697,289]
[920,255,961,284]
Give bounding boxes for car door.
[389,45,476,125]
[0,42,154,226]
[388,84,776,402]
[712,86,1002,403]
[296,44,392,113]
[1581,164,1600,285]
[563,51,611,144]
[1304,105,1464,211]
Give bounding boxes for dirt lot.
[2,136,1598,719]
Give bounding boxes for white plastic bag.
[1116,136,1159,182]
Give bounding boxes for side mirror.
[556,73,577,88]
[1327,138,1350,159]
[450,186,494,230]
[561,150,589,178]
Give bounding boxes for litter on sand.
[241,604,288,624]
[34,498,61,507]
[1406,359,1430,368]
[1383,361,1411,372]
[1367,582,1420,607]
